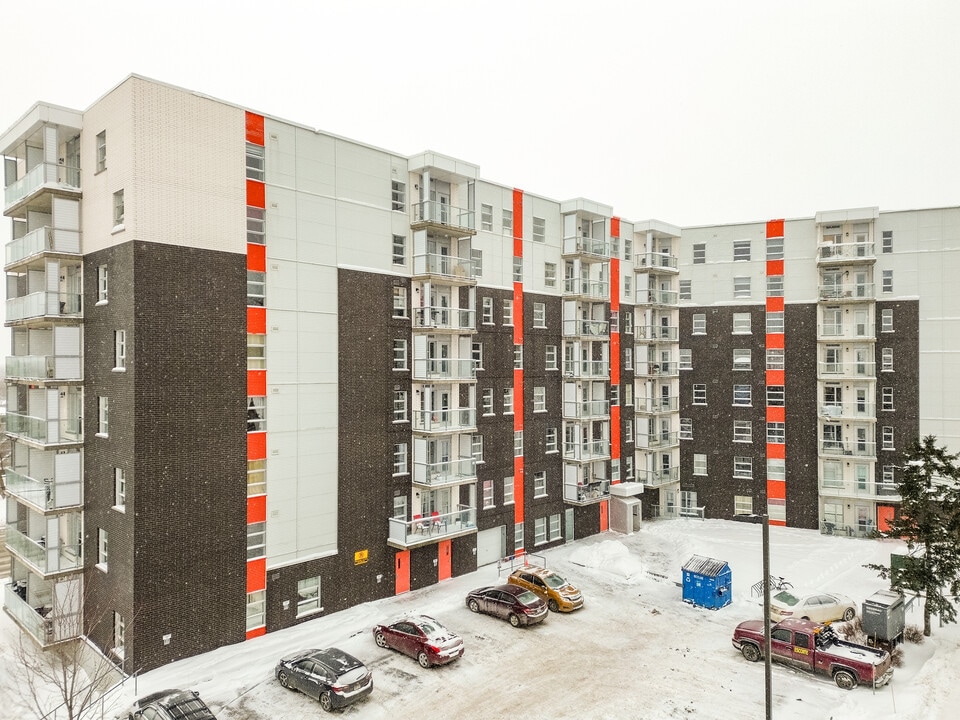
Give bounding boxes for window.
[766,237,783,259]
[822,461,843,487]
[679,348,692,370]
[481,203,493,231]
[471,248,483,277]
[504,476,515,504]
[533,216,546,243]
[881,309,894,332]
[882,465,895,486]
[245,142,264,181]
[679,280,692,300]
[734,421,752,443]
[393,390,408,422]
[96,131,106,172]
[544,262,557,288]
[734,496,754,516]
[393,340,408,369]
[693,453,707,476]
[767,385,785,406]
[247,522,266,560]
[97,528,108,569]
[393,443,408,475]
[113,189,125,226]
[392,286,407,318]
[881,387,894,411]
[114,468,126,509]
[624,238,633,261]
[503,299,513,325]
[766,312,784,333]
[766,348,784,370]
[246,590,266,631]
[533,302,546,327]
[545,345,558,370]
[514,522,524,553]
[882,270,893,293]
[768,458,785,481]
[534,471,547,497]
[549,514,562,541]
[881,347,893,371]
[113,612,125,659]
[483,480,495,508]
[625,418,633,442]
[534,517,547,545]
[624,456,634,480]
[693,384,706,405]
[514,344,523,369]
[248,459,266,496]
[481,297,494,324]
[472,435,484,464]
[546,427,558,453]
[733,313,751,334]
[733,349,751,370]
[882,230,893,253]
[503,387,514,414]
[472,341,483,370]
[391,180,406,211]
[733,276,751,298]
[882,426,894,450]
[767,422,785,444]
[692,314,706,335]
[734,457,753,478]
[247,270,265,306]
[623,275,632,298]
[514,430,523,457]
[680,418,692,440]
[623,312,633,334]
[624,383,633,406]
[733,385,751,406]
[693,243,706,263]
[513,256,522,282]
[297,576,321,616]
[767,275,784,297]
[98,396,110,437]
[112,329,127,370]
[481,388,494,415]
[247,206,265,244]
[624,347,633,371]
[502,208,513,235]
[97,265,109,303]
[534,386,546,412]
[733,240,751,261]
[392,235,406,265]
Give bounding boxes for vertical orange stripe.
[245,112,265,146]
[766,443,786,460]
[247,243,266,272]
[766,369,785,386]
[513,369,524,426]
[246,179,265,208]
[610,406,621,462]
[766,406,786,423]
[247,495,267,523]
[248,369,266,396]
[610,217,620,238]
[246,558,266,593]
[246,627,267,640]
[514,461,524,523]
[512,189,523,240]
[766,259,784,276]
[247,431,266,460]
[766,297,784,313]
[247,307,266,334]
[610,333,620,384]
[766,219,784,238]
[610,257,620,312]
[765,334,784,349]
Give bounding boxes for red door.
[438,540,452,581]
[877,505,895,532]
[599,500,609,532]
[395,550,410,595]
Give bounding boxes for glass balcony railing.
[563,479,610,504]
[6,354,83,382]
[634,252,679,272]
[5,526,82,574]
[412,358,477,381]
[6,291,82,323]
[562,440,610,462]
[817,241,875,262]
[636,361,678,377]
[562,399,610,419]
[562,360,609,379]
[637,466,680,487]
[4,582,81,646]
[634,396,678,413]
[639,289,679,305]
[635,325,679,341]
[412,201,475,233]
[636,431,680,450]
[6,412,83,445]
[819,440,877,458]
[820,480,901,500]
[387,505,477,547]
[5,226,82,268]
[562,277,609,299]
[412,457,477,487]
[817,361,876,378]
[562,319,609,338]
[412,253,475,280]
[819,402,876,419]
[562,236,610,258]
[2,469,83,510]
[412,306,476,331]
[817,323,875,340]
[4,162,81,210]
[818,283,875,301]
[412,408,476,433]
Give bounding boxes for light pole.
[763,514,772,720]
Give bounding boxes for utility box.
[681,555,732,610]
[862,589,905,646]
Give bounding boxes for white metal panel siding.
[55,452,82,506]
[52,196,79,230]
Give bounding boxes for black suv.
[123,689,217,719]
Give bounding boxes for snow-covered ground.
[4,519,960,719]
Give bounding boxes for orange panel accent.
[610,217,620,238]
[246,626,266,640]
[246,558,266,593]
[766,260,784,276]
[395,550,411,594]
[248,370,267,397]
[513,284,524,344]
[766,443,786,460]
[766,406,786,423]
[513,369,524,426]
[246,179,265,208]
[245,112,265,146]
[766,219,784,239]
[766,369,785,386]
[766,297,784,313]
[610,406,620,458]
[610,333,620,384]
[513,189,523,240]
[247,494,267,524]
[610,258,620,312]
[877,505,895,532]
[247,243,266,272]
[514,461,524,523]
[599,500,609,531]
[247,307,266,334]
[438,540,452,581]
[767,482,786,500]
[247,431,266,460]
[766,334,785,349]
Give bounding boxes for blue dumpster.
[682,555,732,610]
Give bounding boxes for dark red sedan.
[465,583,548,627]
[372,614,465,668]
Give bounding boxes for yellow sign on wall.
[355,549,369,565]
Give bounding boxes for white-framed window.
[733,385,751,406]
[882,230,893,253]
[503,387,514,414]
[393,443,408,475]
[245,142,264,181]
[514,430,523,457]
[113,612,125,659]
[680,418,692,440]
[504,476,515,504]
[248,459,266,496]
[114,468,126,509]
[391,180,406,211]
[766,237,784,259]
[297,576,321,616]
[610,386,619,406]
[767,458,785,481]
[734,420,752,443]
[545,262,557,288]
[503,299,513,325]
[733,239,751,261]
[881,309,894,332]
[623,275,632,298]
[481,296,494,324]
[533,216,546,242]
[693,244,706,264]
[246,396,265,432]
[247,206,265,244]
[766,312,784,333]
[693,453,707,476]
[882,270,893,293]
[393,390,408,422]
[734,456,752,478]
[482,388,494,415]
[546,345,558,370]
[766,348,784,370]
[693,384,706,405]
[113,189,125,226]
[881,347,893,371]
[472,341,483,369]
[534,386,546,412]
[624,383,633,406]
[623,312,633,334]
[513,256,522,283]
[546,427,558,453]
[247,521,266,560]
[624,238,633,260]
[502,208,513,235]
[97,528,108,569]
[623,347,633,371]
[534,471,547,497]
[392,235,406,265]
[246,590,266,631]
[733,276,751,298]
[114,330,126,370]
[247,270,265,306]
[767,275,784,297]
[679,348,692,370]
[472,434,484,465]
[767,422,785,444]
[393,339,408,370]
[734,496,754,516]
[733,313,751,334]
[471,248,483,277]
[679,280,692,300]
[882,426,894,450]
[481,203,493,231]
[625,418,633,443]
[822,460,843,487]
[533,302,546,327]
[733,348,751,370]
[96,130,107,172]
[767,385,785,406]
[392,286,407,318]
[483,480,495,509]
[692,314,706,335]
[514,522,524,553]
[97,265,109,304]
[880,387,893,411]
[534,517,547,545]
[882,465,895,486]
[98,396,110,437]
[549,513,562,541]
[514,344,523,369]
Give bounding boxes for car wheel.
[843,607,856,622]
[375,630,388,648]
[509,613,521,628]
[801,616,810,621]
[418,651,431,668]
[318,691,333,711]
[278,669,293,690]
[741,643,761,663]
[468,598,480,613]
[548,599,559,613]
[834,669,858,690]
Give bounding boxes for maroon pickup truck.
[732,618,893,690]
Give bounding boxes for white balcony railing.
[562,319,609,338]
[635,396,678,413]
[562,236,610,258]
[4,162,80,210]
[5,412,83,446]
[5,526,82,575]
[411,408,476,433]
[562,360,609,379]
[2,469,83,510]
[387,505,477,547]
[636,325,679,341]
[5,354,83,382]
[412,200,475,233]
[412,306,476,332]
[819,440,877,458]
[5,226,82,268]
[4,582,81,646]
[562,400,610,419]
[563,277,609,299]
[563,440,610,462]
[412,457,478,487]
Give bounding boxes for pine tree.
[866,435,960,636]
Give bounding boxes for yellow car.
[507,566,584,613]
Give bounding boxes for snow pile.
[567,538,644,581]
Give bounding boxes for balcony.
[562,360,609,379]
[819,440,877,458]
[6,412,82,447]
[562,236,610,258]
[6,353,83,382]
[639,289,679,306]
[636,431,679,450]
[635,325,679,342]
[651,504,706,519]
[412,253,476,284]
[411,201,476,236]
[634,252,679,273]
[562,319,609,338]
[6,291,82,325]
[563,440,610,462]
[820,480,901,501]
[563,479,610,505]
[563,277,609,300]
[5,226,82,270]
[637,466,680,487]
[5,526,82,575]
[4,162,81,213]
[562,399,610,420]
[634,396,678,414]
[412,358,476,382]
[387,505,477,549]
[818,283,875,302]
[412,306,476,333]
[817,361,876,379]
[412,408,476,434]
[4,581,81,646]
[412,457,477,487]
[2,469,82,511]
[817,241,875,264]
[635,361,678,378]
[816,323,875,341]
[818,401,876,420]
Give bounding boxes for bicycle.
[769,575,793,591]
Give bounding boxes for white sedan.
[769,591,857,624]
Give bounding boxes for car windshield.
[517,590,540,606]
[419,620,446,638]
[542,573,567,590]
[773,591,801,607]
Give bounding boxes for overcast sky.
[2,0,958,229]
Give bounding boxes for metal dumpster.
[862,589,905,646]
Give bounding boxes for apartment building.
[1,74,954,674]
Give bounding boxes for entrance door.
[565,508,575,542]
[395,550,410,594]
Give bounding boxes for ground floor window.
[297,576,321,617]
[246,590,265,631]
[734,496,753,515]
